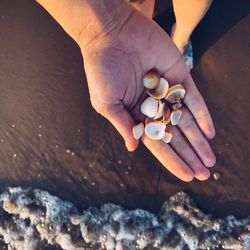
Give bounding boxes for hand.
[81,9,216,182]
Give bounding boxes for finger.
[159,57,215,139]
[141,135,194,182]
[182,74,216,139]
[167,125,210,181]
[178,107,216,167]
[99,103,139,152]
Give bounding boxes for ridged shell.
[154,100,165,119]
[170,109,182,125]
[132,123,144,140]
[145,121,166,140]
[147,77,169,100]
[165,84,186,103]
[143,68,160,90]
[140,97,159,118]
[162,131,172,143]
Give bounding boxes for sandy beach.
[0,0,249,249]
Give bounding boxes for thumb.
[94,102,139,152]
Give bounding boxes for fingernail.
[207,124,216,139]
[195,168,210,181]
[184,174,194,182]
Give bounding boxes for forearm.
[36,0,133,48]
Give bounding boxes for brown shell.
[143,68,160,90]
[147,77,169,100]
[163,107,171,125]
[165,84,186,103]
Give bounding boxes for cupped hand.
[81,9,216,182]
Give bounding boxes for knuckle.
[196,139,207,149]
[180,115,193,129]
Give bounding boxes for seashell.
[171,101,183,111]
[144,121,166,140]
[154,100,165,119]
[132,123,144,140]
[162,131,172,143]
[147,77,169,100]
[140,97,159,118]
[170,109,182,126]
[143,68,160,90]
[165,84,186,103]
[163,107,171,125]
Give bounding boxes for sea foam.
[0,187,249,250]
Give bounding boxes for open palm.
[82,10,216,182]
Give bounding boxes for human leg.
[172,0,213,53]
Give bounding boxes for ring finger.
[167,125,210,181]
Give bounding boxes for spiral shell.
[144,121,166,140]
[132,123,144,140]
[170,109,182,125]
[147,77,169,100]
[140,97,159,118]
[143,68,160,90]
[165,84,186,103]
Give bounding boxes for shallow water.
[0,187,250,250]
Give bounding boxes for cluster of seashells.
[132,68,186,143]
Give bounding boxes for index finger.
[182,74,215,139]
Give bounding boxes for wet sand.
[0,0,249,237]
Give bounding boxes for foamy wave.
[0,187,249,250]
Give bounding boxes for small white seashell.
[147,77,169,100]
[143,68,160,90]
[132,123,144,140]
[213,172,220,181]
[162,131,172,143]
[154,100,165,119]
[172,101,183,110]
[165,84,186,103]
[140,97,159,118]
[144,121,166,140]
[170,109,182,125]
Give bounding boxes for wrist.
[78,0,134,53]
[36,0,134,52]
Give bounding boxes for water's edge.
[0,187,249,250]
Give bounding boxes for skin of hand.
[36,0,216,182]
[80,8,216,182]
